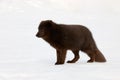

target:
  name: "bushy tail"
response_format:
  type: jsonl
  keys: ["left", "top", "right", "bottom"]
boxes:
{"left": 95, "top": 50, "right": 106, "bottom": 62}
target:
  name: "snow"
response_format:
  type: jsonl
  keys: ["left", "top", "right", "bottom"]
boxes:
{"left": 0, "top": 0, "right": 120, "bottom": 80}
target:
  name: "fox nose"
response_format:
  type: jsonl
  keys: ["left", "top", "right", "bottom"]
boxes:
{"left": 36, "top": 33, "right": 39, "bottom": 37}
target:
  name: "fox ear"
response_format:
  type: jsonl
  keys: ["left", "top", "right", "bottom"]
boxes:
{"left": 45, "top": 20, "right": 56, "bottom": 28}
{"left": 46, "top": 20, "right": 53, "bottom": 27}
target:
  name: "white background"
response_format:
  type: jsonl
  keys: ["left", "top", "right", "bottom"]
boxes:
{"left": 0, "top": 0, "right": 120, "bottom": 80}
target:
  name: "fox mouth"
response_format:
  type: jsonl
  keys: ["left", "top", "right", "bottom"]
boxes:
{"left": 36, "top": 31, "right": 46, "bottom": 38}
{"left": 36, "top": 34, "right": 44, "bottom": 38}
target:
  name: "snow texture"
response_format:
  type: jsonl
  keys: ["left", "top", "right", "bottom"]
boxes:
{"left": 0, "top": 0, "right": 120, "bottom": 80}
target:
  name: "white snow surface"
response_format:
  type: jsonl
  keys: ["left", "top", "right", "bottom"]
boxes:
{"left": 0, "top": 0, "right": 120, "bottom": 80}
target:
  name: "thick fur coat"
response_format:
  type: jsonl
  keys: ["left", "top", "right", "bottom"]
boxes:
{"left": 36, "top": 20, "right": 106, "bottom": 65}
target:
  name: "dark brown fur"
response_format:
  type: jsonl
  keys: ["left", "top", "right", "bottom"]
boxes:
{"left": 36, "top": 20, "right": 106, "bottom": 65}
